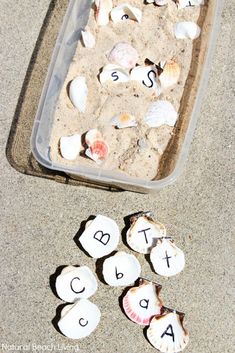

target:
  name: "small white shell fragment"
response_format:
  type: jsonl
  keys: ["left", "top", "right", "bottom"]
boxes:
{"left": 99, "top": 64, "right": 130, "bottom": 84}
{"left": 58, "top": 299, "right": 101, "bottom": 339}
{"left": 55, "top": 266, "right": 98, "bottom": 302}
{"left": 159, "top": 60, "right": 181, "bottom": 89}
{"left": 85, "top": 129, "right": 103, "bottom": 146}
{"left": 95, "top": 0, "right": 113, "bottom": 26}
{"left": 102, "top": 251, "right": 141, "bottom": 286}
{"left": 69, "top": 76, "right": 88, "bottom": 113}
{"left": 79, "top": 215, "right": 120, "bottom": 258}
{"left": 111, "top": 3, "right": 142, "bottom": 23}
{"left": 145, "top": 0, "right": 168, "bottom": 5}
{"left": 130, "top": 65, "right": 161, "bottom": 96}
{"left": 59, "top": 134, "right": 82, "bottom": 160}
{"left": 111, "top": 113, "right": 137, "bottom": 129}
{"left": 150, "top": 238, "right": 185, "bottom": 277}
{"left": 126, "top": 212, "right": 166, "bottom": 254}
{"left": 175, "top": 0, "right": 204, "bottom": 9}
{"left": 81, "top": 29, "right": 96, "bottom": 48}
{"left": 174, "top": 21, "right": 201, "bottom": 40}
{"left": 123, "top": 278, "right": 163, "bottom": 325}
{"left": 144, "top": 100, "right": 178, "bottom": 128}
{"left": 107, "top": 42, "right": 139, "bottom": 70}
{"left": 147, "top": 311, "right": 189, "bottom": 352}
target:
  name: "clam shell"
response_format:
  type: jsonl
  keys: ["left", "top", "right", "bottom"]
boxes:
{"left": 150, "top": 238, "right": 185, "bottom": 277}
{"left": 174, "top": 21, "right": 201, "bottom": 39}
{"left": 111, "top": 113, "right": 137, "bottom": 129}
{"left": 175, "top": 0, "right": 204, "bottom": 9}
{"left": 85, "top": 139, "right": 109, "bottom": 164}
{"left": 126, "top": 213, "right": 166, "bottom": 254}
{"left": 147, "top": 311, "right": 189, "bottom": 352}
{"left": 95, "top": 0, "right": 113, "bottom": 26}
{"left": 159, "top": 60, "right": 181, "bottom": 89}
{"left": 59, "top": 134, "right": 82, "bottom": 160}
{"left": 130, "top": 65, "right": 161, "bottom": 96}
{"left": 55, "top": 266, "right": 98, "bottom": 302}
{"left": 69, "top": 76, "right": 88, "bottom": 113}
{"left": 144, "top": 100, "right": 178, "bottom": 128}
{"left": 123, "top": 278, "right": 163, "bottom": 325}
{"left": 107, "top": 42, "right": 139, "bottom": 70}
{"left": 58, "top": 299, "right": 101, "bottom": 339}
{"left": 79, "top": 215, "right": 120, "bottom": 258}
{"left": 99, "top": 64, "right": 130, "bottom": 84}
{"left": 102, "top": 251, "right": 141, "bottom": 286}
{"left": 85, "top": 129, "right": 103, "bottom": 146}
{"left": 81, "top": 29, "right": 96, "bottom": 48}
{"left": 111, "top": 3, "right": 142, "bottom": 23}
{"left": 145, "top": 0, "right": 168, "bottom": 4}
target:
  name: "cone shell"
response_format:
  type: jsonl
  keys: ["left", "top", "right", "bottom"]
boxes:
{"left": 174, "top": 21, "right": 201, "bottom": 40}
{"left": 123, "top": 278, "right": 163, "bottom": 325}
{"left": 102, "top": 251, "right": 141, "bottom": 286}
{"left": 55, "top": 266, "right": 98, "bottom": 302}
{"left": 81, "top": 29, "right": 96, "bottom": 48}
{"left": 159, "top": 60, "right": 181, "bottom": 89}
{"left": 95, "top": 0, "right": 113, "bottom": 26}
{"left": 150, "top": 238, "right": 185, "bottom": 277}
{"left": 111, "top": 113, "right": 137, "bottom": 129}
{"left": 147, "top": 311, "right": 189, "bottom": 352}
{"left": 175, "top": 0, "right": 204, "bottom": 9}
{"left": 69, "top": 76, "right": 88, "bottom": 113}
{"left": 99, "top": 64, "right": 130, "bottom": 84}
{"left": 107, "top": 42, "right": 139, "bottom": 70}
{"left": 59, "top": 134, "right": 82, "bottom": 160}
{"left": 111, "top": 3, "right": 142, "bottom": 23}
{"left": 126, "top": 212, "right": 166, "bottom": 254}
{"left": 58, "top": 299, "right": 101, "bottom": 339}
{"left": 144, "top": 100, "right": 178, "bottom": 128}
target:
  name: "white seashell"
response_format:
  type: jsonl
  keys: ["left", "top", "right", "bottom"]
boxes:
{"left": 111, "top": 3, "right": 142, "bottom": 23}
{"left": 79, "top": 215, "right": 120, "bottom": 258}
{"left": 147, "top": 311, "right": 189, "bottom": 352}
{"left": 130, "top": 65, "right": 161, "bottom": 96}
{"left": 123, "top": 278, "right": 163, "bottom": 325}
{"left": 55, "top": 266, "right": 98, "bottom": 302}
{"left": 144, "top": 100, "right": 178, "bottom": 128}
{"left": 102, "top": 251, "right": 141, "bottom": 286}
{"left": 159, "top": 60, "right": 181, "bottom": 89}
{"left": 126, "top": 212, "right": 166, "bottom": 254}
{"left": 99, "top": 64, "right": 130, "bottom": 84}
{"left": 69, "top": 76, "right": 88, "bottom": 113}
{"left": 111, "top": 113, "right": 137, "bottom": 129}
{"left": 81, "top": 29, "right": 96, "bottom": 48}
{"left": 175, "top": 0, "right": 204, "bottom": 9}
{"left": 150, "top": 238, "right": 185, "bottom": 277}
{"left": 85, "top": 129, "right": 103, "bottom": 146}
{"left": 107, "top": 42, "right": 139, "bottom": 70}
{"left": 58, "top": 299, "right": 101, "bottom": 339}
{"left": 59, "top": 134, "right": 82, "bottom": 160}
{"left": 95, "top": 0, "right": 113, "bottom": 26}
{"left": 174, "top": 21, "right": 201, "bottom": 39}
{"left": 145, "top": 0, "right": 168, "bottom": 5}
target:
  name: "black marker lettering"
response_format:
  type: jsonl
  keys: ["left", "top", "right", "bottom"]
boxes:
{"left": 139, "top": 299, "right": 149, "bottom": 309}
{"left": 79, "top": 318, "right": 88, "bottom": 327}
{"left": 142, "top": 70, "right": 156, "bottom": 88}
{"left": 161, "top": 324, "right": 175, "bottom": 342}
{"left": 115, "top": 266, "right": 124, "bottom": 280}
{"left": 93, "top": 230, "right": 110, "bottom": 245}
{"left": 121, "top": 14, "right": 129, "bottom": 20}
{"left": 162, "top": 251, "right": 172, "bottom": 268}
{"left": 111, "top": 71, "right": 119, "bottom": 81}
{"left": 70, "top": 277, "right": 85, "bottom": 294}
{"left": 138, "top": 228, "right": 151, "bottom": 244}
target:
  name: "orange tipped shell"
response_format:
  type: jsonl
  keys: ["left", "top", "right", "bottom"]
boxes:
{"left": 159, "top": 60, "right": 180, "bottom": 89}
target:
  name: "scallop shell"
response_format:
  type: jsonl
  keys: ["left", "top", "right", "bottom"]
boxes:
{"left": 79, "top": 215, "right": 120, "bottom": 258}
{"left": 144, "top": 100, "right": 178, "bottom": 128}
{"left": 102, "top": 251, "right": 141, "bottom": 286}
{"left": 150, "top": 238, "right": 185, "bottom": 277}
{"left": 130, "top": 65, "right": 161, "bottom": 96}
{"left": 111, "top": 113, "right": 137, "bottom": 129}
{"left": 69, "top": 76, "right": 88, "bottom": 113}
{"left": 147, "top": 311, "right": 189, "bottom": 352}
{"left": 55, "top": 266, "right": 98, "bottom": 302}
{"left": 123, "top": 278, "right": 163, "bottom": 325}
{"left": 85, "top": 129, "right": 103, "bottom": 146}
{"left": 174, "top": 21, "right": 201, "bottom": 39}
{"left": 111, "top": 3, "right": 142, "bottom": 23}
{"left": 58, "top": 299, "right": 101, "bottom": 339}
{"left": 81, "top": 29, "right": 96, "bottom": 48}
{"left": 59, "top": 134, "right": 82, "bottom": 160}
{"left": 99, "top": 64, "right": 130, "bottom": 84}
{"left": 159, "top": 60, "right": 181, "bottom": 89}
{"left": 107, "top": 42, "right": 139, "bottom": 70}
{"left": 95, "top": 0, "right": 113, "bottom": 26}
{"left": 85, "top": 139, "right": 109, "bottom": 164}
{"left": 126, "top": 212, "right": 166, "bottom": 254}
{"left": 175, "top": 0, "right": 204, "bottom": 9}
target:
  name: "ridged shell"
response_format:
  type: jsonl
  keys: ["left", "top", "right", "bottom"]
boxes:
{"left": 144, "top": 100, "right": 178, "bottom": 128}
{"left": 107, "top": 42, "right": 139, "bottom": 69}
{"left": 95, "top": 0, "right": 113, "bottom": 26}
{"left": 159, "top": 60, "right": 181, "bottom": 89}
{"left": 58, "top": 299, "right": 101, "bottom": 339}
{"left": 174, "top": 21, "right": 201, "bottom": 39}
{"left": 175, "top": 0, "right": 204, "bottom": 9}
{"left": 79, "top": 215, "right": 120, "bottom": 258}
{"left": 111, "top": 113, "right": 137, "bottom": 129}
{"left": 123, "top": 278, "right": 163, "bottom": 325}
{"left": 59, "top": 134, "right": 82, "bottom": 160}
{"left": 150, "top": 238, "right": 185, "bottom": 277}
{"left": 111, "top": 3, "right": 142, "bottom": 23}
{"left": 85, "top": 139, "right": 109, "bottom": 164}
{"left": 69, "top": 76, "right": 88, "bottom": 113}
{"left": 147, "top": 311, "right": 189, "bottom": 352}
{"left": 99, "top": 64, "right": 130, "bottom": 84}
{"left": 55, "top": 266, "right": 98, "bottom": 302}
{"left": 81, "top": 29, "right": 96, "bottom": 48}
{"left": 130, "top": 65, "right": 161, "bottom": 96}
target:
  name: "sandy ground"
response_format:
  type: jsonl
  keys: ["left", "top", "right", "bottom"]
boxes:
{"left": 0, "top": 1, "right": 234, "bottom": 353}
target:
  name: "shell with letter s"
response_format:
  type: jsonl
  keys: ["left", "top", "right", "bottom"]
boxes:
{"left": 130, "top": 64, "right": 161, "bottom": 96}
{"left": 99, "top": 64, "right": 130, "bottom": 84}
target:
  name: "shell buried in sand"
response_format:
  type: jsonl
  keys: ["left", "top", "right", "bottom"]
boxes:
{"left": 111, "top": 3, "right": 142, "bottom": 23}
